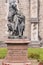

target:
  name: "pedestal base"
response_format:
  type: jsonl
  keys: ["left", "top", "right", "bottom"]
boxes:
{"left": 2, "top": 61, "right": 31, "bottom": 65}
{"left": 2, "top": 39, "right": 30, "bottom": 65}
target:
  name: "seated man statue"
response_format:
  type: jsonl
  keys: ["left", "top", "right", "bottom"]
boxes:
{"left": 7, "top": 0, "right": 25, "bottom": 38}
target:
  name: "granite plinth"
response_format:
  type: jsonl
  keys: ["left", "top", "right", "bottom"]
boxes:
{"left": 2, "top": 39, "right": 30, "bottom": 65}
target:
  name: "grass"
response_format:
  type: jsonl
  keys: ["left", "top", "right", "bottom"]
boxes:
{"left": 0, "top": 48, "right": 7, "bottom": 59}
{"left": 28, "top": 48, "right": 43, "bottom": 61}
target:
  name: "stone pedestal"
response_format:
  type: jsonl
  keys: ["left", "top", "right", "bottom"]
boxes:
{"left": 2, "top": 39, "right": 31, "bottom": 65}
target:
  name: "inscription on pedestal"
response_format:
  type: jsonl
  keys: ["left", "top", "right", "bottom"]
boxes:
{"left": 8, "top": 49, "right": 26, "bottom": 56}
{"left": 6, "top": 44, "right": 28, "bottom": 62}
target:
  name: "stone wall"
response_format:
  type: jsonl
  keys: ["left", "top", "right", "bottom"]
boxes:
{"left": 0, "top": 0, "right": 8, "bottom": 41}
{"left": 39, "top": 0, "right": 43, "bottom": 40}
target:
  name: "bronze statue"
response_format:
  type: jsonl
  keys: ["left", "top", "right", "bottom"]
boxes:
{"left": 7, "top": 0, "right": 25, "bottom": 38}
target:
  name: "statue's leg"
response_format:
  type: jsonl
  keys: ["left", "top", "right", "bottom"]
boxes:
{"left": 18, "top": 24, "right": 22, "bottom": 37}
{"left": 18, "top": 23, "right": 23, "bottom": 37}
{"left": 20, "top": 22, "right": 25, "bottom": 36}
{"left": 20, "top": 25, "right": 23, "bottom": 36}
{"left": 11, "top": 22, "right": 15, "bottom": 35}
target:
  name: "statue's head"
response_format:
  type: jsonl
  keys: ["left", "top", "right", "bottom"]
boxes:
{"left": 9, "top": 0, "right": 16, "bottom": 4}
{"left": 9, "top": 0, "right": 17, "bottom": 9}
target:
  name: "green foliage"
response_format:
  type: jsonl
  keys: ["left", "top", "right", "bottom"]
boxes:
{"left": 28, "top": 48, "right": 43, "bottom": 62}
{"left": 0, "top": 48, "right": 7, "bottom": 59}
{"left": 28, "top": 53, "right": 40, "bottom": 60}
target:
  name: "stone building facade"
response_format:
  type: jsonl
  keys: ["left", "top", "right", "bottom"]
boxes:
{"left": 0, "top": 0, "right": 43, "bottom": 47}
